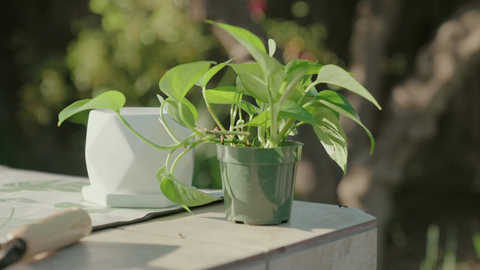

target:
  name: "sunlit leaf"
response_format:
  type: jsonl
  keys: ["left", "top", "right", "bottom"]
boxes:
{"left": 312, "top": 107, "right": 348, "bottom": 174}
{"left": 207, "top": 21, "right": 282, "bottom": 77}
{"left": 315, "top": 90, "right": 375, "bottom": 154}
{"left": 316, "top": 65, "right": 382, "bottom": 110}
{"left": 159, "top": 61, "right": 212, "bottom": 103}
{"left": 58, "top": 90, "right": 126, "bottom": 126}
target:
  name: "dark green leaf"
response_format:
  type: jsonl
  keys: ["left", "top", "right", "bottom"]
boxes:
{"left": 58, "top": 90, "right": 126, "bottom": 126}
{"left": 316, "top": 65, "right": 382, "bottom": 110}
{"left": 159, "top": 61, "right": 212, "bottom": 103}
{"left": 312, "top": 107, "right": 348, "bottom": 173}
{"left": 315, "top": 90, "right": 375, "bottom": 154}
{"left": 279, "top": 100, "right": 317, "bottom": 125}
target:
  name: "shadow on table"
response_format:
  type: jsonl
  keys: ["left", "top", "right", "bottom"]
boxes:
{"left": 21, "top": 242, "right": 179, "bottom": 270}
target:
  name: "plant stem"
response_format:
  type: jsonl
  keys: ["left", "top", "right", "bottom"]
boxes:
{"left": 159, "top": 101, "right": 181, "bottom": 143}
{"left": 297, "top": 81, "right": 320, "bottom": 105}
{"left": 230, "top": 93, "right": 239, "bottom": 132}
{"left": 169, "top": 135, "right": 215, "bottom": 173}
{"left": 196, "top": 128, "right": 249, "bottom": 136}
{"left": 201, "top": 88, "right": 231, "bottom": 140}
{"left": 116, "top": 111, "right": 191, "bottom": 151}
{"left": 265, "top": 75, "right": 276, "bottom": 147}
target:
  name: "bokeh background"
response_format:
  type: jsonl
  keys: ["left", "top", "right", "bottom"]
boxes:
{"left": 1, "top": 0, "right": 480, "bottom": 268}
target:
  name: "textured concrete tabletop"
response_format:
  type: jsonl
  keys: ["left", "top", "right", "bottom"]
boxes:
{"left": 14, "top": 200, "right": 377, "bottom": 270}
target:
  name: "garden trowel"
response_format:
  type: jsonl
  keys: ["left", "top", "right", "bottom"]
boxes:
{"left": 0, "top": 207, "right": 91, "bottom": 269}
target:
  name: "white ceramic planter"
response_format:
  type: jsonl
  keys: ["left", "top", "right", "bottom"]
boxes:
{"left": 82, "top": 107, "right": 194, "bottom": 208}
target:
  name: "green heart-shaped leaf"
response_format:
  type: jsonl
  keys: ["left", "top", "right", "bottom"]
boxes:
{"left": 58, "top": 90, "right": 126, "bottom": 126}
{"left": 159, "top": 61, "right": 212, "bottom": 103}
{"left": 156, "top": 167, "right": 221, "bottom": 211}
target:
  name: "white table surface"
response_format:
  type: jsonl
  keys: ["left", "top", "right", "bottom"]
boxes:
{"left": 1, "top": 167, "right": 377, "bottom": 270}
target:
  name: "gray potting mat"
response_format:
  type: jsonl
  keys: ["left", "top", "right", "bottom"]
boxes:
{"left": 0, "top": 165, "right": 222, "bottom": 243}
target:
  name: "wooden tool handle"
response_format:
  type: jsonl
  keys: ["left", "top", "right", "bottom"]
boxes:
{"left": 6, "top": 207, "right": 92, "bottom": 257}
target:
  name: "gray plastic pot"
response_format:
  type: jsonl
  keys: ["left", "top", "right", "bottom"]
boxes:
{"left": 216, "top": 141, "right": 303, "bottom": 225}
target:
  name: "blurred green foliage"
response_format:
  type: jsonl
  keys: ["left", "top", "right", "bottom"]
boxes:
{"left": 14, "top": 0, "right": 334, "bottom": 188}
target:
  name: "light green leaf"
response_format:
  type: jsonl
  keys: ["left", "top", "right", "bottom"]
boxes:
{"left": 313, "top": 107, "right": 348, "bottom": 174}
{"left": 159, "top": 61, "right": 212, "bottom": 103}
{"left": 244, "top": 110, "right": 270, "bottom": 127}
{"left": 268, "top": 39, "right": 276, "bottom": 57}
{"left": 156, "top": 167, "right": 221, "bottom": 208}
{"left": 316, "top": 65, "right": 382, "bottom": 110}
{"left": 315, "top": 90, "right": 375, "bottom": 154}
{"left": 230, "top": 63, "right": 271, "bottom": 102}
{"left": 197, "top": 59, "right": 234, "bottom": 88}
{"left": 58, "top": 90, "right": 126, "bottom": 126}
{"left": 240, "top": 101, "right": 260, "bottom": 115}
{"left": 207, "top": 21, "right": 282, "bottom": 77}
{"left": 279, "top": 100, "right": 317, "bottom": 125}
{"left": 163, "top": 98, "right": 197, "bottom": 127}
{"left": 205, "top": 87, "right": 237, "bottom": 104}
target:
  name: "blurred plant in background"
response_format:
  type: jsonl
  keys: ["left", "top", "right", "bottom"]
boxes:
{"left": 10, "top": 0, "right": 334, "bottom": 188}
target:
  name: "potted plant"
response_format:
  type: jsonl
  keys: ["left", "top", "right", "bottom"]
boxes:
{"left": 58, "top": 21, "right": 381, "bottom": 225}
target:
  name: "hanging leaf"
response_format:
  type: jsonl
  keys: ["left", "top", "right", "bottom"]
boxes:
{"left": 315, "top": 65, "right": 382, "bottom": 110}
{"left": 312, "top": 107, "right": 348, "bottom": 174}
{"left": 159, "top": 61, "right": 212, "bottom": 103}
{"left": 58, "top": 90, "right": 126, "bottom": 126}
{"left": 156, "top": 167, "right": 221, "bottom": 210}
{"left": 315, "top": 90, "right": 375, "bottom": 154}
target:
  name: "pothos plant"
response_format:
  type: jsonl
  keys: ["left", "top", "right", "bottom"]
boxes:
{"left": 58, "top": 21, "right": 381, "bottom": 213}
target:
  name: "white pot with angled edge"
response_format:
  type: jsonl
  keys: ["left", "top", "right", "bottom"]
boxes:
{"left": 82, "top": 107, "right": 194, "bottom": 208}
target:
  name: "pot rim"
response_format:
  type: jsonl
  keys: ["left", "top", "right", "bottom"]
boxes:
{"left": 216, "top": 140, "right": 304, "bottom": 150}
